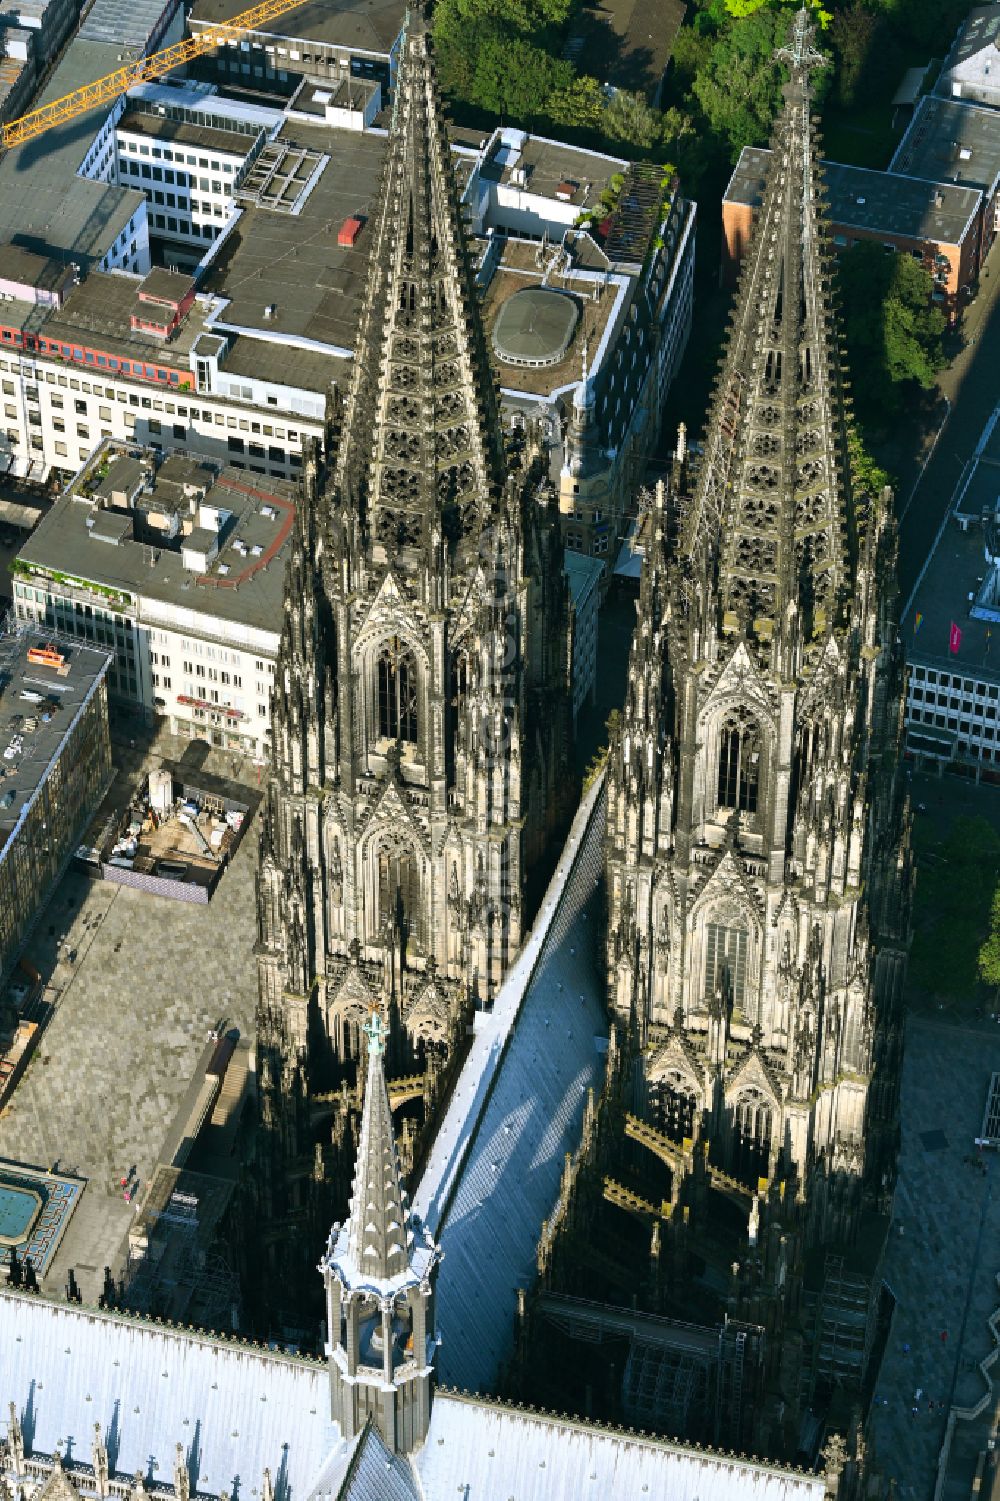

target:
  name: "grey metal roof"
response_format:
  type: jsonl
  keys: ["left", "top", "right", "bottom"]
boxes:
{"left": 891, "top": 95, "right": 1000, "bottom": 194}
{"left": 0, "top": 1290, "right": 338, "bottom": 1500}
{"left": 333, "top": 1425, "right": 419, "bottom": 1501}
{"left": 0, "top": 38, "right": 148, "bottom": 271}
{"left": 413, "top": 776, "right": 609, "bottom": 1394}
{"left": 725, "top": 146, "right": 981, "bottom": 248}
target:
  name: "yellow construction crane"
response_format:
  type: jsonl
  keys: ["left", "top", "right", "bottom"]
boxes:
{"left": 1, "top": 0, "right": 307, "bottom": 152}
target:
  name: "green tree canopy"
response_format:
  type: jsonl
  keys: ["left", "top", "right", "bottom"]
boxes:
{"left": 690, "top": 7, "right": 795, "bottom": 158}
{"left": 837, "top": 242, "right": 946, "bottom": 424}
{"left": 603, "top": 89, "right": 662, "bottom": 150}
{"left": 979, "top": 884, "right": 1000, "bottom": 990}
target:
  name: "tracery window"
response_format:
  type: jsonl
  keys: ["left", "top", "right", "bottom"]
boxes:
{"left": 704, "top": 921, "right": 748, "bottom": 1007}
{"left": 377, "top": 636, "right": 418, "bottom": 743}
{"left": 717, "top": 709, "right": 761, "bottom": 814}
{"left": 650, "top": 1071, "right": 698, "bottom": 1144}
{"left": 733, "top": 1087, "right": 772, "bottom": 1186}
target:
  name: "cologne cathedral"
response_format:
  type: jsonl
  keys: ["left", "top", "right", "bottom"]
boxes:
{"left": 525, "top": 13, "right": 912, "bottom": 1450}
{"left": 250, "top": 7, "right": 573, "bottom": 1300}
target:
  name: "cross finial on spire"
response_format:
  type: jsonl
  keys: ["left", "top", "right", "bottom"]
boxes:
{"left": 363, "top": 1006, "right": 386, "bottom": 1058}
{"left": 775, "top": 6, "right": 825, "bottom": 76}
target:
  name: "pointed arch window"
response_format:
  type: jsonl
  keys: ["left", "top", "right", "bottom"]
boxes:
{"left": 717, "top": 709, "right": 761, "bottom": 815}
{"left": 377, "top": 636, "right": 418, "bottom": 743}
{"left": 704, "top": 921, "right": 748, "bottom": 1007}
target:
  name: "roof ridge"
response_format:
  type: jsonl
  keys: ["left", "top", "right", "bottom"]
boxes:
{"left": 433, "top": 1385, "right": 818, "bottom": 1477}
{"left": 0, "top": 1286, "right": 325, "bottom": 1365}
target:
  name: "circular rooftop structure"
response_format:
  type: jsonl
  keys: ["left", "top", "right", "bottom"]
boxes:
{"left": 492, "top": 287, "right": 580, "bottom": 368}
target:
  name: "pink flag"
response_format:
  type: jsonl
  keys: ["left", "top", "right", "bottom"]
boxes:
{"left": 949, "top": 622, "right": 962, "bottom": 654}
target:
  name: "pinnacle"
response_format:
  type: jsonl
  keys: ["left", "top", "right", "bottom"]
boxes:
{"left": 341, "top": 1010, "right": 414, "bottom": 1286}
{"left": 682, "top": 7, "right": 852, "bottom": 640}
{"left": 330, "top": 13, "right": 505, "bottom": 568}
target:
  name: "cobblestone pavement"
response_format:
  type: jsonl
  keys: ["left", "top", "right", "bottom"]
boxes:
{"left": 0, "top": 732, "right": 260, "bottom": 1303}
{"left": 869, "top": 1015, "right": 1000, "bottom": 1501}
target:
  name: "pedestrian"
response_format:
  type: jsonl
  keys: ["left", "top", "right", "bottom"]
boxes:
{"left": 915, "top": 1388, "right": 923, "bottom": 1402}
{"left": 911, "top": 1405, "right": 919, "bottom": 1418}
{"left": 941, "top": 1329, "right": 948, "bottom": 1344}
{"left": 903, "top": 1341, "right": 911, "bottom": 1355}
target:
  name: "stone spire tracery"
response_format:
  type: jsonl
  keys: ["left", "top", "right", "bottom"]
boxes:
{"left": 333, "top": 0, "right": 505, "bottom": 565}
{"left": 684, "top": 6, "right": 850, "bottom": 640}
{"left": 602, "top": 5, "right": 912, "bottom": 1432}
{"left": 251, "top": 0, "right": 573, "bottom": 1323}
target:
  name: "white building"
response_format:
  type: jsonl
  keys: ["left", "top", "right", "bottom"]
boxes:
{"left": 11, "top": 443, "right": 295, "bottom": 759}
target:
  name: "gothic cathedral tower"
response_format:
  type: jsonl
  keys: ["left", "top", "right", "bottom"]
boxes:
{"left": 252, "top": 2, "right": 573, "bottom": 1287}
{"left": 605, "top": 6, "right": 911, "bottom": 1318}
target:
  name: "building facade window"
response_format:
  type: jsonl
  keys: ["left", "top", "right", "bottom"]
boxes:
{"left": 377, "top": 636, "right": 418, "bottom": 743}
{"left": 717, "top": 709, "right": 760, "bottom": 814}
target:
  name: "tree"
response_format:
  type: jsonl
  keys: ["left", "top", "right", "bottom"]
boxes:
{"left": 550, "top": 75, "right": 605, "bottom": 132}
{"left": 723, "top": 0, "right": 830, "bottom": 19}
{"left": 828, "top": 1, "right": 881, "bottom": 107}
{"left": 603, "top": 89, "right": 662, "bottom": 151}
{"left": 979, "top": 883, "right": 1000, "bottom": 993}
{"left": 837, "top": 242, "right": 946, "bottom": 425}
{"left": 690, "top": 7, "right": 796, "bottom": 158}
{"left": 469, "top": 28, "right": 574, "bottom": 120}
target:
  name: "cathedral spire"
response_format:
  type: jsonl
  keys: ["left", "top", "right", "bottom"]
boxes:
{"left": 684, "top": 6, "right": 851, "bottom": 639}
{"left": 332, "top": 0, "right": 505, "bottom": 565}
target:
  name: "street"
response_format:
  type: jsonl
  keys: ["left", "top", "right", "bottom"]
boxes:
{"left": 897, "top": 238, "right": 1000, "bottom": 603}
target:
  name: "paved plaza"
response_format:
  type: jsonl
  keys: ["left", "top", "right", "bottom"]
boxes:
{"left": 870, "top": 1015, "right": 1000, "bottom": 1501}
{"left": 0, "top": 736, "right": 259, "bottom": 1303}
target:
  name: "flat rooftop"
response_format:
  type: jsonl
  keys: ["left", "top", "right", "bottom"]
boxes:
{"left": 117, "top": 107, "right": 258, "bottom": 158}
{"left": 37, "top": 270, "right": 218, "bottom": 365}
{"left": 482, "top": 132, "right": 626, "bottom": 217}
{"left": 944, "top": 5, "right": 1000, "bottom": 71}
{"left": 725, "top": 146, "right": 981, "bottom": 247}
{"left": 891, "top": 96, "right": 1000, "bottom": 193}
{"left": 480, "top": 239, "right": 618, "bottom": 399}
{"left": 0, "top": 36, "right": 148, "bottom": 270}
{"left": 79, "top": 0, "right": 176, "bottom": 49}
{"left": 202, "top": 120, "right": 386, "bottom": 351}
{"left": 19, "top": 445, "right": 299, "bottom": 638}
{"left": 0, "top": 627, "right": 110, "bottom": 844}
{"left": 189, "top": 0, "right": 404, "bottom": 55}
{"left": 903, "top": 445, "right": 1000, "bottom": 686}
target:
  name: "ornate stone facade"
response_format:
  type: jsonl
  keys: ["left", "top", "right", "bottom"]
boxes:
{"left": 251, "top": 6, "right": 573, "bottom": 1291}
{"left": 603, "top": 8, "right": 911, "bottom": 1361}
